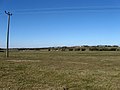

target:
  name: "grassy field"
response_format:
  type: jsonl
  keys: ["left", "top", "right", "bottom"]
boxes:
{"left": 0, "top": 51, "right": 120, "bottom": 90}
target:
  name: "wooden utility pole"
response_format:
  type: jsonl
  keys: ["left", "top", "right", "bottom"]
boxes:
{"left": 5, "top": 11, "right": 12, "bottom": 57}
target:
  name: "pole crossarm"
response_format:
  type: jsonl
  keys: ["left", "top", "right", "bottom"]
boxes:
{"left": 5, "top": 11, "right": 12, "bottom": 16}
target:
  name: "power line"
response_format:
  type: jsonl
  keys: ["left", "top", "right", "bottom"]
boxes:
{"left": 10, "top": 6, "right": 120, "bottom": 14}
{"left": 0, "top": 7, "right": 120, "bottom": 15}
{"left": 14, "top": 6, "right": 120, "bottom": 11}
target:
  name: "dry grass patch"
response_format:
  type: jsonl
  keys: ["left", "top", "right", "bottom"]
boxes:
{"left": 0, "top": 51, "right": 120, "bottom": 90}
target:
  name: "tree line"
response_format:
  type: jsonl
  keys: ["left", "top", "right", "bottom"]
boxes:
{"left": 0, "top": 45, "right": 120, "bottom": 52}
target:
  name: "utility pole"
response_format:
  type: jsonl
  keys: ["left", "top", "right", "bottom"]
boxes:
{"left": 5, "top": 11, "right": 12, "bottom": 57}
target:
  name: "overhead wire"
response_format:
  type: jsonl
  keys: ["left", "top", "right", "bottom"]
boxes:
{"left": 2, "top": 6, "right": 120, "bottom": 14}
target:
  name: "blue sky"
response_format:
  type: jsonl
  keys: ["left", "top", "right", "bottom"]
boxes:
{"left": 0, "top": 0, "right": 120, "bottom": 48}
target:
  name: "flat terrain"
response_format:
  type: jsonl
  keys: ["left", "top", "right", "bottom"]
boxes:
{"left": 0, "top": 51, "right": 120, "bottom": 90}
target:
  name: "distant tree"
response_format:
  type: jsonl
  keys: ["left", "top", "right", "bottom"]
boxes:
{"left": 69, "top": 48, "right": 73, "bottom": 51}
{"left": 75, "top": 48, "right": 80, "bottom": 51}
{"left": 48, "top": 48, "right": 51, "bottom": 51}
{"left": 81, "top": 48, "right": 86, "bottom": 51}
{"left": 83, "top": 45, "right": 89, "bottom": 47}
{"left": 113, "top": 45, "right": 119, "bottom": 47}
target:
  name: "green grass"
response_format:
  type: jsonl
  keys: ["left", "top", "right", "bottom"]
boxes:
{"left": 0, "top": 51, "right": 120, "bottom": 90}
